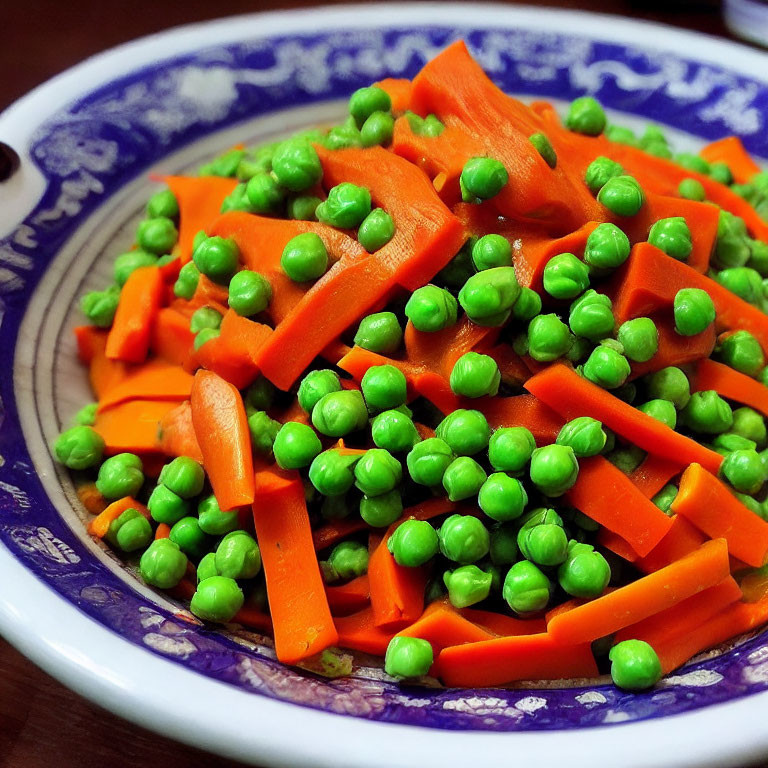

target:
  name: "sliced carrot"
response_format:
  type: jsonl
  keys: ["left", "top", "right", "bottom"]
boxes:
{"left": 671, "top": 462, "right": 768, "bottom": 568}
{"left": 232, "top": 606, "right": 273, "bottom": 634}
{"left": 154, "top": 523, "right": 171, "bottom": 540}
{"left": 525, "top": 362, "right": 724, "bottom": 475}
{"left": 691, "top": 358, "right": 768, "bottom": 418}
{"left": 699, "top": 136, "right": 761, "bottom": 184}
{"left": 180, "top": 275, "right": 230, "bottom": 317}
{"left": 564, "top": 456, "right": 673, "bottom": 557}
{"left": 334, "top": 607, "right": 398, "bottom": 656}
{"left": 166, "top": 577, "right": 197, "bottom": 602}
{"left": 150, "top": 307, "right": 196, "bottom": 367}
{"left": 373, "top": 77, "right": 412, "bottom": 113}
{"left": 106, "top": 266, "right": 163, "bottom": 363}
{"left": 396, "top": 599, "right": 495, "bottom": 653}
{"left": 628, "top": 454, "right": 680, "bottom": 499}
{"left": 436, "top": 632, "right": 598, "bottom": 687}
{"left": 164, "top": 175, "right": 238, "bottom": 264}
{"left": 77, "top": 483, "right": 108, "bottom": 516}
{"left": 84, "top": 330, "right": 129, "bottom": 399}
{"left": 458, "top": 607, "right": 546, "bottom": 637}
{"left": 597, "top": 528, "right": 639, "bottom": 563}
{"left": 74, "top": 325, "right": 106, "bottom": 365}
{"left": 251, "top": 467, "right": 337, "bottom": 663}
{"left": 325, "top": 575, "right": 371, "bottom": 616}
{"left": 157, "top": 400, "right": 204, "bottom": 463}
{"left": 486, "top": 343, "right": 532, "bottom": 387}
{"left": 87, "top": 496, "right": 149, "bottom": 538}
{"left": 476, "top": 393, "right": 564, "bottom": 445}
{"left": 96, "top": 359, "right": 193, "bottom": 413}
{"left": 190, "top": 370, "right": 253, "bottom": 510}
{"left": 547, "top": 538, "right": 730, "bottom": 644}
{"left": 634, "top": 514, "right": 707, "bottom": 574}
{"left": 93, "top": 399, "right": 176, "bottom": 455}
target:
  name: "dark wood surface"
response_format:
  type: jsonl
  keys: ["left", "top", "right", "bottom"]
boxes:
{"left": 0, "top": 2, "right": 763, "bottom": 767}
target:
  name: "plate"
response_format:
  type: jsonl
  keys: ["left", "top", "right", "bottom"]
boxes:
{"left": 1, "top": 5, "right": 768, "bottom": 767}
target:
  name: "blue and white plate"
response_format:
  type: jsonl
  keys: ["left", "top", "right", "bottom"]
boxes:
{"left": 1, "top": 6, "right": 768, "bottom": 767}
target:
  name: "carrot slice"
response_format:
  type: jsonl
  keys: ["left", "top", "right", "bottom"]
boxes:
{"left": 325, "top": 575, "right": 371, "bottom": 616}
{"left": 373, "top": 77, "right": 412, "bottom": 113}
{"left": 334, "top": 607, "right": 398, "bottom": 655}
{"left": 190, "top": 370, "right": 254, "bottom": 510}
{"left": 232, "top": 606, "right": 273, "bottom": 634}
{"left": 96, "top": 359, "right": 193, "bottom": 413}
{"left": 691, "top": 358, "right": 768, "bottom": 418}
{"left": 436, "top": 632, "right": 598, "bottom": 687}
{"left": 525, "top": 363, "right": 724, "bottom": 475}
{"left": 547, "top": 538, "right": 730, "bottom": 644}
{"left": 457, "top": 607, "right": 546, "bottom": 637}
{"left": 699, "top": 136, "right": 761, "bottom": 185}
{"left": 671, "top": 463, "right": 768, "bottom": 568}
{"left": 106, "top": 266, "right": 163, "bottom": 363}
{"left": 150, "top": 307, "right": 196, "bottom": 366}
{"left": 396, "top": 599, "right": 495, "bottom": 653}
{"left": 628, "top": 454, "right": 680, "bottom": 499}
{"left": 87, "top": 496, "right": 149, "bottom": 538}
{"left": 164, "top": 175, "right": 238, "bottom": 264}
{"left": 77, "top": 483, "right": 108, "bottom": 516}
{"left": 597, "top": 528, "right": 639, "bottom": 563}
{"left": 476, "top": 394, "right": 564, "bottom": 445}
{"left": 251, "top": 466, "right": 337, "bottom": 663}
{"left": 93, "top": 399, "right": 176, "bottom": 455}
{"left": 564, "top": 456, "right": 673, "bottom": 557}
{"left": 83, "top": 328, "right": 129, "bottom": 399}
{"left": 634, "top": 515, "right": 707, "bottom": 574}
{"left": 74, "top": 325, "right": 106, "bottom": 365}
{"left": 157, "top": 400, "right": 204, "bottom": 463}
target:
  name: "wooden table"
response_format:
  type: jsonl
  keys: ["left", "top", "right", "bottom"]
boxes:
{"left": 0, "top": 1, "right": 762, "bottom": 766}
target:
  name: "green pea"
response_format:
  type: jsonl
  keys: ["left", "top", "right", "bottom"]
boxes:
{"left": 80, "top": 288, "right": 119, "bottom": 328}
{"left": 761, "top": 366, "right": 768, "bottom": 386}
{"left": 197, "top": 552, "right": 219, "bottom": 583}
{"left": 388, "top": 520, "right": 439, "bottom": 567}
{"left": 297, "top": 370, "right": 341, "bottom": 414}
{"left": 558, "top": 547, "right": 611, "bottom": 598}
{"left": 197, "top": 494, "right": 240, "bottom": 536}
{"left": 384, "top": 636, "right": 433, "bottom": 679}
{"left": 606, "top": 445, "right": 646, "bottom": 474}
{"left": 96, "top": 453, "right": 143, "bottom": 499}
{"left": 518, "top": 523, "right": 569, "bottom": 567}
{"left": 309, "top": 449, "right": 360, "bottom": 495}
{"left": 286, "top": 194, "right": 322, "bottom": 221}
{"left": 512, "top": 287, "right": 543, "bottom": 322}
{"left": 406, "top": 438, "right": 454, "bottom": 486}
{"left": 200, "top": 148, "right": 245, "bottom": 178}
{"left": 174, "top": 261, "right": 200, "bottom": 299}
{"left": 354, "top": 449, "right": 402, "bottom": 496}
{"left": 644, "top": 140, "right": 673, "bottom": 159}
{"left": 169, "top": 516, "right": 210, "bottom": 560}
{"left": 716, "top": 267, "right": 765, "bottom": 307}
{"left": 488, "top": 427, "right": 536, "bottom": 473}
{"left": 189, "top": 306, "right": 223, "bottom": 334}
{"left": 405, "top": 284, "right": 457, "bottom": 332}
{"left": 556, "top": 417, "right": 607, "bottom": 457}
{"left": 147, "top": 188, "right": 179, "bottom": 219}
{"left": 316, "top": 183, "right": 371, "bottom": 229}
{"left": 674, "top": 287, "right": 716, "bottom": 337}
{"left": 320, "top": 494, "right": 351, "bottom": 521}
{"left": 529, "top": 444, "right": 579, "bottom": 496}
{"left": 236, "top": 153, "right": 270, "bottom": 182}
{"left": 357, "top": 208, "right": 395, "bottom": 252}
{"left": 443, "top": 565, "right": 493, "bottom": 608}
{"left": 648, "top": 216, "right": 693, "bottom": 262}
{"left": 748, "top": 240, "right": 768, "bottom": 277}
{"left": 460, "top": 157, "right": 508, "bottom": 201}
{"left": 227, "top": 270, "right": 272, "bottom": 317}
{"left": 136, "top": 217, "right": 178, "bottom": 255}
{"left": 436, "top": 241, "right": 474, "bottom": 289}
{"left": 215, "top": 531, "right": 261, "bottom": 580}
{"left": 477, "top": 473, "right": 527, "bottom": 522}
{"left": 716, "top": 330, "right": 765, "bottom": 377}
{"left": 472, "top": 234, "right": 512, "bottom": 271}
{"left": 598, "top": 175, "right": 645, "bottom": 217}
{"left": 568, "top": 290, "right": 615, "bottom": 342}
{"left": 436, "top": 409, "right": 491, "bottom": 456}
{"left": 651, "top": 484, "right": 678, "bottom": 514}
{"left": 605, "top": 124, "right": 637, "bottom": 145}
{"left": 542, "top": 252, "right": 591, "bottom": 299}
{"left": 731, "top": 407, "right": 767, "bottom": 449}
{"left": 371, "top": 409, "right": 420, "bottom": 453}
{"left": 442, "top": 456, "right": 487, "bottom": 502}
{"left": 349, "top": 86, "right": 391, "bottom": 127}
{"left": 360, "top": 110, "right": 394, "bottom": 147}
{"left": 529, "top": 132, "right": 557, "bottom": 168}
{"left": 280, "top": 232, "right": 328, "bottom": 282}
{"left": 54, "top": 426, "right": 105, "bottom": 470}
{"left": 567, "top": 336, "right": 594, "bottom": 363}
{"left": 361, "top": 365, "right": 407, "bottom": 412}
{"left": 681, "top": 390, "right": 733, "bottom": 434}
{"left": 714, "top": 211, "right": 751, "bottom": 269}
{"left": 192, "top": 236, "right": 239, "bottom": 285}
{"left": 519, "top": 506, "right": 564, "bottom": 530}
{"left": 646, "top": 366, "right": 690, "bottom": 409}
{"left": 193, "top": 327, "right": 219, "bottom": 351}
{"left": 359, "top": 489, "right": 402, "bottom": 527}
{"left": 439, "top": 514, "right": 490, "bottom": 564}
{"left": 640, "top": 124, "right": 668, "bottom": 147}
{"left": 449, "top": 352, "right": 500, "bottom": 398}
{"left": 137, "top": 539, "right": 188, "bottom": 589}
{"left": 247, "top": 410, "right": 280, "bottom": 455}
{"left": 220, "top": 183, "right": 255, "bottom": 213}
{"left": 582, "top": 345, "right": 631, "bottom": 389}
{"left": 615, "top": 382, "right": 637, "bottom": 404}
{"left": 327, "top": 540, "right": 369, "bottom": 580}
{"left": 322, "top": 123, "right": 363, "bottom": 150}
{"left": 503, "top": 560, "right": 551, "bottom": 614}
{"left": 270, "top": 140, "right": 322, "bottom": 192}
{"left": 421, "top": 114, "right": 445, "bottom": 137}
{"left": 638, "top": 399, "right": 677, "bottom": 429}
{"left": 675, "top": 153, "right": 710, "bottom": 175}
{"left": 721, "top": 449, "right": 766, "bottom": 494}
{"left": 617, "top": 317, "right": 659, "bottom": 363}
{"left": 114, "top": 250, "right": 158, "bottom": 287}
{"left": 584, "top": 156, "right": 623, "bottom": 194}
{"left": 584, "top": 223, "right": 631, "bottom": 271}
{"left": 678, "top": 178, "right": 706, "bottom": 201}
{"left": 565, "top": 96, "right": 606, "bottom": 135}
{"left": 489, "top": 524, "right": 519, "bottom": 566}
{"left": 148, "top": 484, "right": 190, "bottom": 525}
{"left": 244, "top": 173, "right": 286, "bottom": 214}
{"left": 191, "top": 576, "right": 244, "bottom": 622}
{"left": 609, "top": 639, "right": 662, "bottom": 691}
{"left": 272, "top": 422, "right": 322, "bottom": 470}
{"left": 528, "top": 313, "right": 573, "bottom": 362}
{"left": 353, "top": 311, "right": 402, "bottom": 354}
{"left": 73, "top": 403, "right": 98, "bottom": 427}
{"left": 458, "top": 267, "right": 521, "bottom": 326}
{"left": 713, "top": 432, "right": 757, "bottom": 455}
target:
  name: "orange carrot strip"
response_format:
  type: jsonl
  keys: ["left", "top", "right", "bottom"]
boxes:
{"left": 96, "top": 359, "right": 193, "bottom": 413}
{"left": 525, "top": 362, "right": 724, "bottom": 475}
{"left": 252, "top": 467, "right": 337, "bottom": 663}
{"left": 373, "top": 77, "right": 412, "bottom": 113}
{"left": 85, "top": 330, "right": 129, "bottom": 399}
{"left": 699, "top": 136, "right": 761, "bottom": 184}
{"left": 77, "top": 483, "right": 108, "bottom": 516}
{"left": 597, "top": 528, "right": 639, "bottom": 563}
{"left": 325, "top": 575, "right": 371, "bottom": 617}
{"left": 74, "top": 325, "right": 106, "bottom": 365}
{"left": 190, "top": 370, "right": 254, "bottom": 510}
{"left": 635, "top": 515, "right": 707, "bottom": 574}
{"left": 232, "top": 606, "right": 273, "bottom": 634}
{"left": 150, "top": 307, "right": 196, "bottom": 367}
{"left": 158, "top": 401, "right": 204, "bottom": 463}
{"left": 564, "top": 456, "right": 673, "bottom": 557}
{"left": 628, "top": 454, "right": 680, "bottom": 499}
{"left": 436, "top": 632, "right": 598, "bottom": 687}
{"left": 93, "top": 399, "right": 176, "bottom": 455}
{"left": 477, "top": 394, "right": 564, "bottom": 445}
{"left": 87, "top": 496, "right": 149, "bottom": 538}
{"left": 671, "top": 462, "right": 768, "bottom": 568}
{"left": 396, "top": 599, "right": 495, "bottom": 653}
{"left": 547, "top": 538, "right": 730, "bottom": 644}
{"left": 154, "top": 523, "right": 171, "bottom": 540}
{"left": 691, "top": 358, "right": 768, "bottom": 418}
{"left": 106, "top": 266, "right": 163, "bottom": 363}
{"left": 457, "top": 608, "right": 546, "bottom": 637}
{"left": 334, "top": 607, "right": 398, "bottom": 655}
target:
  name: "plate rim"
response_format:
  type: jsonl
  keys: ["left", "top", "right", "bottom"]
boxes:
{"left": 3, "top": 5, "right": 768, "bottom": 766}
